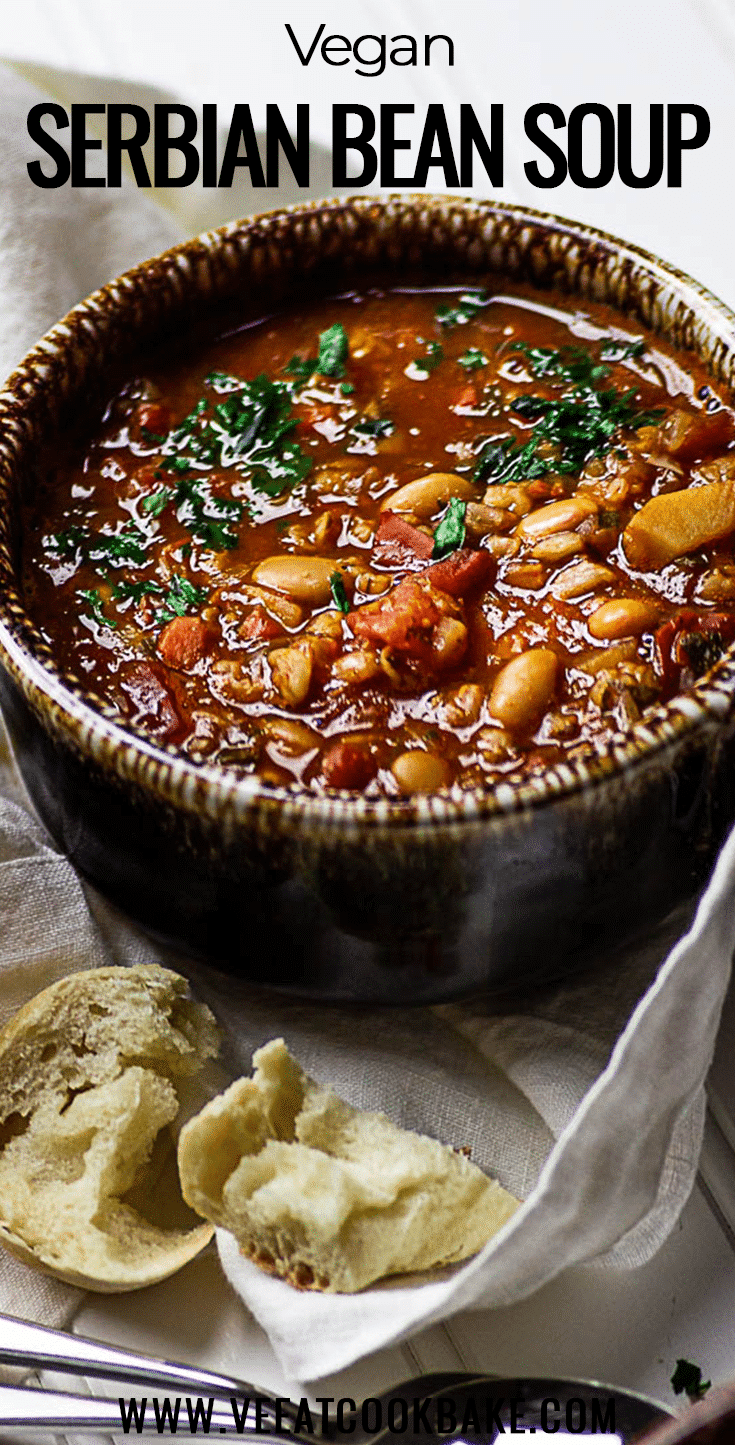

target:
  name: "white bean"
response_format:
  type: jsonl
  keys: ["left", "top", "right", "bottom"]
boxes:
{"left": 588, "top": 598, "right": 661, "bottom": 640}
{"left": 551, "top": 560, "right": 615, "bottom": 600}
{"left": 530, "top": 530, "right": 584, "bottom": 563}
{"left": 251, "top": 556, "right": 340, "bottom": 606}
{"left": 380, "top": 473, "right": 474, "bottom": 518}
{"left": 488, "top": 649, "right": 559, "bottom": 732}
{"left": 391, "top": 750, "right": 448, "bottom": 793}
{"left": 516, "top": 495, "right": 598, "bottom": 541}
{"left": 269, "top": 642, "right": 313, "bottom": 706}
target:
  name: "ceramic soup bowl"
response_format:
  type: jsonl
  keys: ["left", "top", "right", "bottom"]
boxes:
{"left": 0, "top": 195, "right": 734, "bottom": 1002}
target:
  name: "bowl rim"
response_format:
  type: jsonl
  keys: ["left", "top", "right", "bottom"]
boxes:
{"left": 1, "top": 190, "right": 735, "bottom": 829}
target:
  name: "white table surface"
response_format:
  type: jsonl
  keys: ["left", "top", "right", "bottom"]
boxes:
{"left": 2, "top": 0, "right": 735, "bottom": 1431}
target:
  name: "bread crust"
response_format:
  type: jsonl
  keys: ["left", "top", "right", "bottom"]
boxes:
{"left": 0, "top": 964, "right": 219, "bottom": 1291}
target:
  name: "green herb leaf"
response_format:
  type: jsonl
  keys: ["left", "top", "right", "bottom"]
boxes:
{"left": 350, "top": 416, "right": 394, "bottom": 440}
{"left": 206, "top": 371, "right": 243, "bottom": 393}
{"left": 473, "top": 436, "right": 546, "bottom": 487}
{"left": 512, "top": 342, "right": 611, "bottom": 387}
{"left": 317, "top": 322, "right": 349, "bottom": 379}
{"left": 329, "top": 571, "right": 350, "bottom": 614}
{"left": 156, "top": 574, "right": 208, "bottom": 624}
{"left": 436, "top": 290, "right": 491, "bottom": 329}
{"left": 88, "top": 526, "right": 150, "bottom": 567}
{"left": 54, "top": 524, "right": 150, "bottom": 569}
{"left": 600, "top": 338, "right": 646, "bottom": 362}
{"left": 140, "top": 486, "right": 174, "bottom": 517}
{"left": 509, "top": 386, "right": 664, "bottom": 476}
{"left": 671, "top": 1359, "right": 711, "bottom": 1400}
{"left": 78, "top": 588, "right": 116, "bottom": 629}
{"left": 152, "top": 372, "right": 312, "bottom": 529}
{"left": 49, "top": 525, "right": 87, "bottom": 560}
{"left": 285, "top": 355, "right": 317, "bottom": 385}
{"left": 412, "top": 342, "right": 444, "bottom": 376}
{"left": 432, "top": 498, "right": 467, "bottom": 559}
{"left": 458, "top": 348, "right": 489, "bottom": 371}
{"left": 474, "top": 341, "right": 665, "bottom": 485}
{"left": 286, "top": 325, "right": 350, "bottom": 387}
{"left": 113, "top": 578, "right": 163, "bottom": 604}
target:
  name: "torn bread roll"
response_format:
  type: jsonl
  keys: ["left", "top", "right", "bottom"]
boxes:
{"left": 0, "top": 964, "right": 220, "bottom": 1291}
{"left": 178, "top": 1037, "right": 520, "bottom": 1293}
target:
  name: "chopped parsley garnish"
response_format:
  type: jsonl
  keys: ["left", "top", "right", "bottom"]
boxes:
{"left": 473, "top": 342, "right": 664, "bottom": 485}
{"left": 412, "top": 342, "right": 444, "bottom": 375}
{"left": 474, "top": 436, "right": 545, "bottom": 487}
{"left": 671, "top": 1359, "right": 711, "bottom": 1400}
{"left": 512, "top": 342, "right": 611, "bottom": 387}
{"left": 155, "top": 372, "right": 312, "bottom": 515}
{"left": 113, "top": 578, "right": 162, "bottom": 604}
{"left": 156, "top": 575, "right": 208, "bottom": 624}
{"left": 350, "top": 416, "right": 394, "bottom": 440}
{"left": 172, "top": 475, "right": 245, "bottom": 549}
{"left": 49, "top": 525, "right": 87, "bottom": 560}
{"left": 206, "top": 371, "right": 241, "bottom": 394}
{"left": 458, "top": 348, "right": 489, "bottom": 371}
{"left": 51, "top": 524, "right": 149, "bottom": 568}
{"left": 340, "top": 381, "right": 355, "bottom": 395}
{"left": 436, "top": 290, "right": 491, "bottom": 328}
{"left": 78, "top": 588, "right": 116, "bottom": 629}
{"left": 317, "top": 322, "right": 349, "bottom": 379}
{"left": 286, "top": 322, "right": 350, "bottom": 386}
{"left": 600, "top": 338, "right": 646, "bottom": 362}
{"left": 432, "top": 498, "right": 467, "bottom": 559}
{"left": 89, "top": 527, "right": 150, "bottom": 566}
{"left": 329, "top": 571, "right": 350, "bottom": 614}
{"left": 285, "top": 355, "right": 317, "bottom": 385}
{"left": 141, "top": 486, "right": 174, "bottom": 517}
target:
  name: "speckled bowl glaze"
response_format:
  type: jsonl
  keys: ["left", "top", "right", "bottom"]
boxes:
{"left": 0, "top": 195, "right": 735, "bottom": 1002}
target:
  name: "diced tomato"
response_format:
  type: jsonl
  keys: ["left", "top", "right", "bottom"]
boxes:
{"left": 121, "top": 662, "right": 183, "bottom": 741}
{"left": 652, "top": 617, "right": 679, "bottom": 689}
{"left": 135, "top": 402, "right": 170, "bottom": 436}
{"left": 321, "top": 740, "right": 377, "bottom": 790}
{"left": 422, "top": 548, "right": 492, "bottom": 597}
{"left": 527, "top": 478, "right": 566, "bottom": 500}
{"left": 297, "top": 402, "right": 333, "bottom": 434}
{"left": 658, "top": 407, "right": 734, "bottom": 462}
{"left": 157, "top": 615, "right": 210, "bottom": 671}
{"left": 372, "top": 510, "right": 433, "bottom": 569}
{"left": 349, "top": 578, "right": 441, "bottom": 657}
{"left": 240, "top": 606, "right": 282, "bottom": 643}
{"left": 455, "top": 384, "right": 477, "bottom": 408}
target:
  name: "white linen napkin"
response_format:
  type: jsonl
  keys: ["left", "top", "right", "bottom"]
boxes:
{"left": 0, "top": 61, "right": 732, "bottom": 1384}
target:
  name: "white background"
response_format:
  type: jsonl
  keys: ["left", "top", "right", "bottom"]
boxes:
{"left": 3, "top": 0, "right": 735, "bottom": 304}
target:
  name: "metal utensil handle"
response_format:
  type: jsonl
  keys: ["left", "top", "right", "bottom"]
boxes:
{"left": 0, "top": 1382, "right": 274, "bottom": 1435}
{"left": 0, "top": 1312, "right": 289, "bottom": 1417}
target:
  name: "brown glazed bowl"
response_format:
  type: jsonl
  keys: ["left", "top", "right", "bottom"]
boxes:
{"left": 1, "top": 195, "right": 735, "bottom": 1003}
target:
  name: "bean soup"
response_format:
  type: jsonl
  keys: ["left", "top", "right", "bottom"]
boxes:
{"left": 23, "top": 284, "right": 735, "bottom": 796}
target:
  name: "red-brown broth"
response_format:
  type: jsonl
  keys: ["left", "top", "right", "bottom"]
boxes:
{"left": 22, "top": 283, "right": 735, "bottom": 797}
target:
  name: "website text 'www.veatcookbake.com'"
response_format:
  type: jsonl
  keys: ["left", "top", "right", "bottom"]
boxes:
{"left": 117, "top": 1391, "right": 619, "bottom": 1436}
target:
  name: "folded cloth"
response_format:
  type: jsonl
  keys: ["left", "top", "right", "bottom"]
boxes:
{"left": 0, "top": 60, "right": 732, "bottom": 1386}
